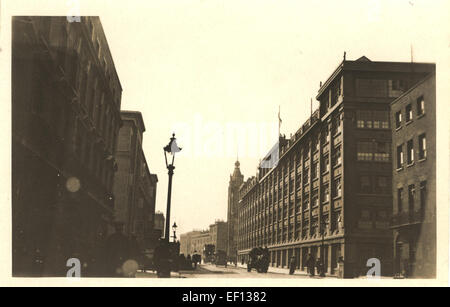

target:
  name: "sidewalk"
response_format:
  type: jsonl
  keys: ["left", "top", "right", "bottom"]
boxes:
{"left": 234, "top": 263, "right": 337, "bottom": 278}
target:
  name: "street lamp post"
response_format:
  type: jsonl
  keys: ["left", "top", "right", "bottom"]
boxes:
{"left": 163, "top": 133, "right": 181, "bottom": 243}
{"left": 320, "top": 218, "right": 328, "bottom": 277}
{"left": 172, "top": 222, "right": 178, "bottom": 242}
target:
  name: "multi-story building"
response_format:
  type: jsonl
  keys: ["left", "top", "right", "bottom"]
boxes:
{"left": 180, "top": 230, "right": 202, "bottom": 256}
{"left": 210, "top": 220, "right": 228, "bottom": 253}
{"left": 390, "top": 71, "right": 436, "bottom": 278}
{"left": 153, "top": 211, "right": 165, "bottom": 239}
{"left": 113, "top": 111, "right": 158, "bottom": 250}
{"left": 180, "top": 221, "right": 228, "bottom": 257}
{"left": 227, "top": 161, "right": 244, "bottom": 262}
{"left": 237, "top": 56, "right": 435, "bottom": 277}
{"left": 191, "top": 231, "right": 212, "bottom": 256}
{"left": 12, "top": 17, "right": 123, "bottom": 276}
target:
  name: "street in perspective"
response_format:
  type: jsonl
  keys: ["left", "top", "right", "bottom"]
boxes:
{"left": 10, "top": 1, "right": 440, "bottom": 283}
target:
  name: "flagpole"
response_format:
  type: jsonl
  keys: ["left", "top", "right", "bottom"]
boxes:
{"left": 278, "top": 105, "right": 281, "bottom": 137}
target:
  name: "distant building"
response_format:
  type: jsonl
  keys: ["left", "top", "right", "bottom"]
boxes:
{"left": 153, "top": 211, "right": 165, "bottom": 240}
{"left": 390, "top": 71, "right": 436, "bottom": 278}
{"left": 237, "top": 56, "right": 435, "bottom": 277}
{"left": 113, "top": 111, "right": 158, "bottom": 250}
{"left": 227, "top": 161, "right": 244, "bottom": 262}
{"left": 210, "top": 220, "right": 228, "bottom": 253}
{"left": 179, "top": 220, "right": 228, "bottom": 258}
{"left": 179, "top": 230, "right": 201, "bottom": 256}
{"left": 12, "top": 16, "right": 122, "bottom": 276}
{"left": 191, "top": 231, "right": 212, "bottom": 257}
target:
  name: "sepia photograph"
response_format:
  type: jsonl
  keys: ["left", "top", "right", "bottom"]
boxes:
{"left": 1, "top": 0, "right": 449, "bottom": 288}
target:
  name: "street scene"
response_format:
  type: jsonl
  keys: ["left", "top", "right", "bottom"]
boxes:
{"left": 136, "top": 263, "right": 334, "bottom": 279}
{"left": 9, "top": 1, "right": 442, "bottom": 283}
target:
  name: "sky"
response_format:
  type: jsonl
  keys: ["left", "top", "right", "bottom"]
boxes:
{"left": 3, "top": 0, "right": 449, "bottom": 238}
{"left": 100, "top": 0, "right": 447, "bottom": 237}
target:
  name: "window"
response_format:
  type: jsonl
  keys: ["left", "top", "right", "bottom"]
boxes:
{"left": 395, "top": 111, "right": 402, "bottom": 128}
{"left": 361, "top": 209, "right": 371, "bottom": 219}
{"left": 96, "top": 38, "right": 102, "bottom": 59}
{"left": 391, "top": 79, "right": 406, "bottom": 92}
{"left": 419, "top": 134, "right": 426, "bottom": 160}
{"left": 303, "top": 169, "right": 309, "bottom": 184}
{"left": 322, "top": 155, "right": 330, "bottom": 173}
{"left": 333, "top": 178, "right": 342, "bottom": 197}
{"left": 360, "top": 176, "right": 371, "bottom": 193}
{"left": 303, "top": 146, "right": 309, "bottom": 161}
{"left": 407, "top": 139, "right": 414, "bottom": 164}
{"left": 417, "top": 96, "right": 425, "bottom": 116}
{"left": 408, "top": 184, "right": 416, "bottom": 213}
{"left": 312, "top": 162, "right": 318, "bottom": 179}
{"left": 406, "top": 104, "right": 413, "bottom": 122}
{"left": 375, "top": 176, "right": 390, "bottom": 194}
{"left": 322, "top": 128, "right": 330, "bottom": 144}
{"left": 310, "top": 218, "right": 318, "bottom": 236}
{"left": 322, "top": 185, "right": 330, "bottom": 202}
{"left": 357, "top": 110, "right": 372, "bottom": 128}
{"left": 397, "top": 144, "right": 404, "bottom": 169}
{"left": 420, "top": 181, "right": 427, "bottom": 217}
{"left": 357, "top": 110, "right": 389, "bottom": 129}
{"left": 374, "top": 142, "right": 390, "bottom": 161}
{"left": 357, "top": 141, "right": 374, "bottom": 161}
{"left": 397, "top": 188, "right": 403, "bottom": 213}
{"left": 312, "top": 189, "right": 319, "bottom": 207}
{"left": 332, "top": 114, "right": 342, "bottom": 134}
{"left": 312, "top": 138, "right": 319, "bottom": 152}
{"left": 372, "top": 111, "right": 389, "bottom": 129}
{"left": 377, "top": 210, "right": 387, "bottom": 221}
{"left": 333, "top": 146, "right": 342, "bottom": 165}
{"left": 303, "top": 197, "right": 309, "bottom": 210}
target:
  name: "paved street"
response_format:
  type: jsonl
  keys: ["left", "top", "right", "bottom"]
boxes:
{"left": 136, "top": 263, "right": 335, "bottom": 279}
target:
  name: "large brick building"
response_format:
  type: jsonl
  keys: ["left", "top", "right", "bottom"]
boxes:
{"left": 390, "top": 71, "right": 436, "bottom": 278}
{"left": 237, "top": 56, "right": 435, "bottom": 277}
{"left": 227, "top": 161, "right": 244, "bottom": 263}
{"left": 113, "top": 111, "right": 158, "bottom": 251}
{"left": 12, "top": 17, "right": 123, "bottom": 276}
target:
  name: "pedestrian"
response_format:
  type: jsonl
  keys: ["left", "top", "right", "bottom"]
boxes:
{"left": 154, "top": 239, "right": 171, "bottom": 277}
{"left": 104, "top": 222, "right": 129, "bottom": 277}
{"left": 289, "top": 256, "right": 296, "bottom": 275}
{"left": 402, "top": 259, "right": 409, "bottom": 278}
{"left": 316, "top": 258, "right": 322, "bottom": 276}
{"left": 306, "top": 253, "right": 315, "bottom": 277}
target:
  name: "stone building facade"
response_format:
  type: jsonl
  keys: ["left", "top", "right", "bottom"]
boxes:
{"left": 190, "top": 231, "right": 212, "bottom": 256}
{"left": 237, "top": 56, "right": 435, "bottom": 277}
{"left": 180, "top": 231, "right": 202, "bottom": 256}
{"left": 113, "top": 111, "right": 158, "bottom": 251}
{"left": 12, "top": 17, "right": 122, "bottom": 276}
{"left": 180, "top": 221, "right": 228, "bottom": 257}
{"left": 390, "top": 71, "right": 436, "bottom": 278}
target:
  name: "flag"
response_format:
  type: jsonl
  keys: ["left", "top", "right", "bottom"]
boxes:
{"left": 278, "top": 105, "right": 282, "bottom": 136}
{"left": 278, "top": 105, "right": 282, "bottom": 125}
